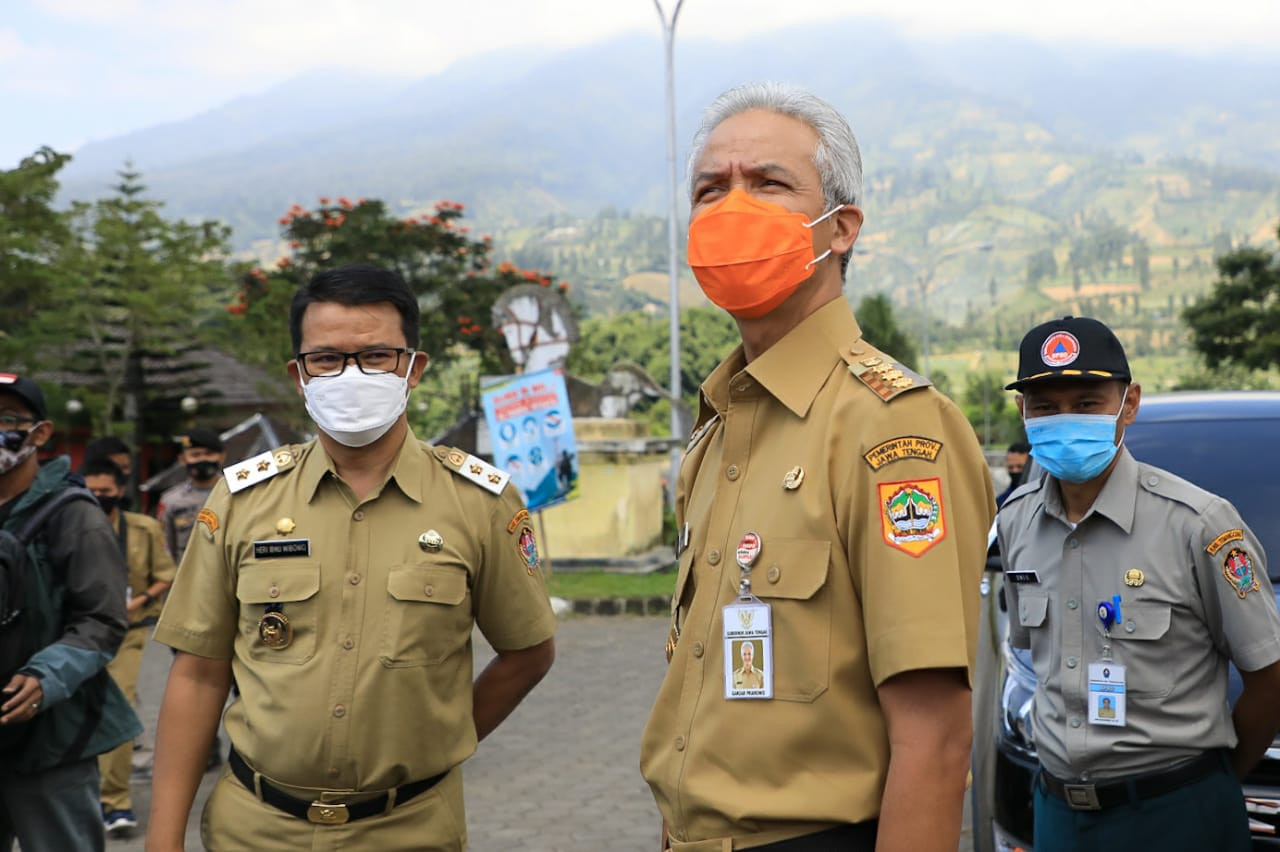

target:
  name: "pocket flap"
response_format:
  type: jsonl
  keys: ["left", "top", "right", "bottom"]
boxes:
{"left": 237, "top": 562, "right": 321, "bottom": 604}
{"left": 388, "top": 564, "right": 468, "bottom": 606}
{"left": 1017, "top": 592, "right": 1048, "bottom": 627}
{"left": 1119, "top": 602, "right": 1171, "bottom": 641}
{"left": 755, "top": 539, "right": 830, "bottom": 600}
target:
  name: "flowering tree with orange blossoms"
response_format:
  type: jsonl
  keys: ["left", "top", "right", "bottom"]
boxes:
{"left": 225, "top": 197, "right": 573, "bottom": 377}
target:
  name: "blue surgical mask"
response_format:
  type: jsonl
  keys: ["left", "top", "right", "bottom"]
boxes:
{"left": 1024, "top": 388, "right": 1129, "bottom": 484}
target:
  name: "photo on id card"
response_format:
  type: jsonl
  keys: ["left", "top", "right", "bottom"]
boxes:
{"left": 723, "top": 600, "right": 772, "bottom": 699}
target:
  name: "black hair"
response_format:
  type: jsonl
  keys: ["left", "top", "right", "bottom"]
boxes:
{"left": 85, "top": 435, "right": 131, "bottom": 460}
{"left": 82, "top": 457, "right": 126, "bottom": 486}
{"left": 289, "top": 263, "right": 420, "bottom": 353}
{"left": 1008, "top": 441, "right": 1032, "bottom": 454}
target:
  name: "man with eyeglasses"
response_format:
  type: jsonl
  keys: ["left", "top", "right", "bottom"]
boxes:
{"left": 147, "top": 264, "right": 556, "bottom": 851}
{"left": 0, "top": 373, "right": 140, "bottom": 852}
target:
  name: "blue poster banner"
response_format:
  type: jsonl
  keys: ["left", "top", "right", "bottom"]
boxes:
{"left": 480, "top": 368, "right": 580, "bottom": 512}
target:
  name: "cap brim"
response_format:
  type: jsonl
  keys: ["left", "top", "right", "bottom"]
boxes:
{"left": 1005, "top": 369, "right": 1130, "bottom": 391}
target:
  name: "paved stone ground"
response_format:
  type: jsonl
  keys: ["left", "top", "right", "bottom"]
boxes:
{"left": 111, "top": 615, "right": 974, "bottom": 851}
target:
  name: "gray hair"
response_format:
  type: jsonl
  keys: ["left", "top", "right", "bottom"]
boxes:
{"left": 686, "top": 82, "right": 863, "bottom": 210}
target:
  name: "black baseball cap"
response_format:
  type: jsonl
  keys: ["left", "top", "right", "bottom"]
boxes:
{"left": 0, "top": 373, "right": 49, "bottom": 420}
{"left": 180, "top": 427, "right": 224, "bottom": 452}
{"left": 1006, "top": 316, "right": 1131, "bottom": 391}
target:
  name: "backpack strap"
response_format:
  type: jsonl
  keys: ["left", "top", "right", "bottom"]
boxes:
{"left": 17, "top": 487, "right": 98, "bottom": 545}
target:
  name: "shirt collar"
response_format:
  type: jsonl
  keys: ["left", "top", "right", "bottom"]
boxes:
{"left": 299, "top": 428, "right": 426, "bottom": 504}
{"left": 1042, "top": 446, "right": 1138, "bottom": 534}
{"left": 701, "top": 298, "right": 862, "bottom": 420}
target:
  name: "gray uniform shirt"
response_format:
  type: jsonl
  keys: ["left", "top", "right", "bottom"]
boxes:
{"left": 1000, "top": 448, "right": 1280, "bottom": 781}
{"left": 157, "top": 481, "right": 214, "bottom": 562}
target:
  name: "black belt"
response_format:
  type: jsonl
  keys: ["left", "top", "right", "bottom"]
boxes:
{"left": 228, "top": 748, "right": 446, "bottom": 825}
{"left": 751, "top": 822, "right": 879, "bottom": 851}
{"left": 1039, "top": 751, "right": 1225, "bottom": 811}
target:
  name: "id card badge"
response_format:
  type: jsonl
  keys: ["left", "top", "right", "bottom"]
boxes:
{"left": 723, "top": 596, "right": 773, "bottom": 700}
{"left": 1087, "top": 662, "right": 1126, "bottom": 726}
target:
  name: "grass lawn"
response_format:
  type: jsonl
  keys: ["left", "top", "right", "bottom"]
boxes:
{"left": 547, "top": 569, "right": 677, "bottom": 600}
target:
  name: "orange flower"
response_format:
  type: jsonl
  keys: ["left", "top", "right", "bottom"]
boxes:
{"left": 338, "top": 197, "right": 352, "bottom": 208}
{"left": 319, "top": 196, "right": 330, "bottom": 205}
{"left": 429, "top": 217, "right": 441, "bottom": 226}
{"left": 498, "top": 261, "right": 516, "bottom": 274}
{"left": 277, "top": 257, "right": 292, "bottom": 268}
{"left": 289, "top": 241, "right": 301, "bottom": 249}
{"left": 469, "top": 324, "right": 482, "bottom": 334}
{"left": 278, "top": 216, "right": 290, "bottom": 225}
{"left": 523, "top": 270, "right": 539, "bottom": 281}
{"left": 559, "top": 282, "right": 570, "bottom": 292}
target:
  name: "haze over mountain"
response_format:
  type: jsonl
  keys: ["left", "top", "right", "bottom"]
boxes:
{"left": 56, "top": 17, "right": 1280, "bottom": 250}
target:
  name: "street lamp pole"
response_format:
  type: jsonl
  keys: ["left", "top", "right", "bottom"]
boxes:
{"left": 654, "top": 0, "right": 685, "bottom": 507}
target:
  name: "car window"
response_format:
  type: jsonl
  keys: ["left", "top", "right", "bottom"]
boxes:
{"left": 1126, "top": 418, "right": 1280, "bottom": 580}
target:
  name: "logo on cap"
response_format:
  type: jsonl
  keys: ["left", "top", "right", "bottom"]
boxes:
{"left": 1040, "top": 331, "right": 1080, "bottom": 368}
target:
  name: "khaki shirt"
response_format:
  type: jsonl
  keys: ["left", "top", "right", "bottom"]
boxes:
{"left": 157, "top": 480, "right": 215, "bottom": 562}
{"left": 640, "top": 298, "right": 995, "bottom": 844}
{"left": 116, "top": 510, "right": 176, "bottom": 624}
{"left": 732, "top": 667, "right": 764, "bottom": 689}
{"left": 1001, "top": 448, "right": 1280, "bottom": 781}
{"left": 153, "top": 431, "right": 557, "bottom": 791}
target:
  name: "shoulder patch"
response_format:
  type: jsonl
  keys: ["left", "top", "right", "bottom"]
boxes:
{"left": 224, "top": 447, "right": 296, "bottom": 494}
{"left": 1206, "top": 528, "right": 1245, "bottom": 556}
{"left": 196, "top": 508, "right": 219, "bottom": 534}
{"left": 878, "top": 477, "right": 947, "bottom": 557}
{"left": 842, "top": 347, "right": 931, "bottom": 402}
{"left": 436, "top": 446, "right": 510, "bottom": 495}
{"left": 863, "top": 436, "right": 943, "bottom": 471}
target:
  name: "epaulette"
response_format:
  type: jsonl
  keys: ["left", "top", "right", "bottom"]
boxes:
{"left": 433, "top": 446, "right": 510, "bottom": 496}
{"left": 841, "top": 344, "right": 931, "bottom": 402}
{"left": 1136, "top": 464, "right": 1213, "bottom": 514}
{"left": 224, "top": 446, "right": 298, "bottom": 494}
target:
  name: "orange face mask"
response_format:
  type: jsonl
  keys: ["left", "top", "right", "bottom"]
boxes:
{"left": 687, "top": 189, "right": 841, "bottom": 319}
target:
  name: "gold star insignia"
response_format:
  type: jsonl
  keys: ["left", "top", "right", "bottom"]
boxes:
{"left": 257, "top": 460, "right": 271, "bottom": 472}
{"left": 236, "top": 469, "right": 250, "bottom": 480}
{"left": 470, "top": 463, "right": 483, "bottom": 475}
{"left": 488, "top": 473, "right": 501, "bottom": 484}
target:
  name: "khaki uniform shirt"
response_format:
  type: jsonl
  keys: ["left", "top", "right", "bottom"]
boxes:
{"left": 157, "top": 480, "right": 215, "bottom": 562}
{"left": 153, "top": 431, "right": 557, "bottom": 791}
{"left": 116, "top": 510, "right": 176, "bottom": 625}
{"left": 1001, "top": 448, "right": 1280, "bottom": 781}
{"left": 732, "top": 667, "right": 764, "bottom": 689}
{"left": 640, "top": 298, "right": 995, "bottom": 845}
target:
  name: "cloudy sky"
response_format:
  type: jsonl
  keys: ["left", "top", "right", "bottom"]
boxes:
{"left": 4, "top": 0, "right": 1279, "bottom": 168}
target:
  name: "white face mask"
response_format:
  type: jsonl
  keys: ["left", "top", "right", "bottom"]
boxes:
{"left": 300, "top": 354, "right": 416, "bottom": 448}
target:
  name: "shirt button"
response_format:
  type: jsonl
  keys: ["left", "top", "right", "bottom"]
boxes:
{"left": 1070, "top": 716, "right": 1082, "bottom": 728}
{"left": 734, "top": 382, "right": 750, "bottom": 393}
{"left": 1067, "top": 599, "right": 1078, "bottom": 610}
{"left": 1080, "top": 770, "right": 1092, "bottom": 782}
{"left": 692, "top": 641, "right": 704, "bottom": 658}
{"left": 1147, "top": 475, "right": 1160, "bottom": 487}
{"left": 726, "top": 465, "right": 740, "bottom": 481}
{"left": 1125, "top": 620, "right": 1136, "bottom": 633}
{"left": 767, "top": 566, "right": 781, "bottom": 583}
{"left": 1069, "top": 539, "right": 1080, "bottom": 549}
{"left": 353, "top": 510, "right": 365, "bottom": 521}
{"left": 708, "top": 550, "right": 721, "bottom": 565}
{"left": 1066, "top": 656, "right": 1078, "bottom": 668}
{"left": 342, "top": 638, "right": 355, "bottom": 650}
{"left": 333, "top": 705, "right": 346, "bottom": 718}
{"left": 424, "top": 585, "right": 435, "bottom": 597}
{"left": 674, "top": 735, "right": 685, "bottom": 751}
{"left": 349, "top": 574, "right": 361, "bottom": 586}
{"left": 268, "top": 585, "right": 280, "bottom": 599}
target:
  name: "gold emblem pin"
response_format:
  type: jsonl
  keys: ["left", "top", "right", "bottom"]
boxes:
{"left": 274, "top": 450, "right": 293, "bottom": 467}
{"left": 1124, "top": 568, "right": 1145, "bottom": 587}
{"left": 276, "top": 517, "right": 296, "bottom": 536}
{"left": 258, "top": 611, "right": 293, "bottom": 649}
{"left": 783, "top": 466, "right": 805, "bottom": 490}
{"left": 418, "top": 530, "right": 444, "bottom": 552}
{"left": 447, "top": 449, "right": 466, "bottom": 467}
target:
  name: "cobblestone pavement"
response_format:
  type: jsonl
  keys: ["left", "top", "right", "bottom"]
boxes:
{"left": 113, "top": 615, "right": 974, "bottom": 851}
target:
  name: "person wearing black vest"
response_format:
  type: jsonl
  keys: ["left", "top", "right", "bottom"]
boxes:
{"left": 0, "top": 373, "right": 140, "bottom": 852}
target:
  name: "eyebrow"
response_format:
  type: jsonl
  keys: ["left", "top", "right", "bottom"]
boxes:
{"left": 691, "top": 162, "right": 801, "bottom": 188}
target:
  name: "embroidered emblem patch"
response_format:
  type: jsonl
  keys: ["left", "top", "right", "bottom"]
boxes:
{"left": 863, "top": 436, "right": 944, "bottom": 471}
{"left": 1206, "top": 528, "right": 1245, "bottom": 556}
{"left": 196, "top": 508, "right": 218, "bottom": 534}
{"left": 1222, "top": 547, "right": 1260, "bottom": 599}
{"left": 1041, "top": 331, "right": 1081, "bottom": 367}
{"left": 518, "top": 526, "right": 541, "bottom": 575}
{"left": 878, "top": 478, "right": 947, "bottom": 557}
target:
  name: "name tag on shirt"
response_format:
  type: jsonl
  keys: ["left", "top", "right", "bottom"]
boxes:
{"left": 252, "top": 539, "right": 311, "bottom": 559}
{"left": 1006, "top": 570, "right": 1040, "bottom": 584}
{"left": 1088, "top": 662, "right": 1126, "bottom": 726}
{"left": 723, "top": 598, "right": 773, "bottom": 700}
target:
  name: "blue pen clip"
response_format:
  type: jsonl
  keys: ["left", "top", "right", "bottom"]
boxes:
{"left": 1097, "top": 600, "right": 1116, "bottom": 631}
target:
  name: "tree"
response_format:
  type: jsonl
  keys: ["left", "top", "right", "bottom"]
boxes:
{"left": 0, "top": 148, "right": 74, "bottom": 348}
{"left": 854, "top": 294, "right": 919, "bottom": 371}
{"left": 1182, "top": 222, "right": 1280, "bottom": 371}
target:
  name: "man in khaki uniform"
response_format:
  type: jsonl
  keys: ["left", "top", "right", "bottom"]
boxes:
{"left": 1000, "top": 316, "right": 1280, "bottom": 852}
{"left": 146, "top": 264, "right": 557, "bottom": 851}
{"left": 732, "top": 642, "right": 763, "bottom": 690}
{"left": 82, "top": 458, "right": 175, "bottom": 836}
{"left": 640, "top": 83, "right": 995, "bottom": 851}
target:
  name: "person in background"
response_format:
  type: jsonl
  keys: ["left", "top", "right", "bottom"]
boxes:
{"left": 995, "top": 440, "right": 1031, "bottom": 507}
{"left": 156, "top": 428, "right": 224, "bottom": 562}
{"left": 82, "top": 458, "right": 175, "bottom": 838}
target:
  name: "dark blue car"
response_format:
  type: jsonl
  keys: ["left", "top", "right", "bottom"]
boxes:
{"left": 972, "top": 391, "right": 1280, "bottom": 852}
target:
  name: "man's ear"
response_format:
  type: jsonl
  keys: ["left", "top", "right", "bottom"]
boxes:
{"left": 28, "top": 420, "right": 55, "bottom": 449}
{"left": 286, "top": 359, "right": 305, "bottom": 398}
{"left": 1121, "top": 382, "right": 1142, "bottom": 427}
{"left": 830, "top": 204, "right": 864, "bottom": 256}
{"left": 407, "top": 351, "right": 429, "bottom": 390}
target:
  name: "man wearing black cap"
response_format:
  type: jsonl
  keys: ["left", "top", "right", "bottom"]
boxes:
{"left": 998, "top": 317, "right": 1280, "bottom": 852}
{"left": 156, "top": 427, "right": 225, "bottom": 562}
{"left": 0, "top": 373, "right": 140, "bottom": 852}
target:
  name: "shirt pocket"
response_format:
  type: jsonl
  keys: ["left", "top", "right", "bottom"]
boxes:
{"left": 1016, "top": 591, "right": 1057, "bottom": 685}
{"left": 752, "top": 538, "right": 831, "bottom": 703}
{"left": 379, "top": 561, "right": 472, "bottom": 668}
{"left": 1112, "top": 601, "right": 1174, "bottom": 697}
{"left": 236, "top": 561, "right": 321, "bottom": 665}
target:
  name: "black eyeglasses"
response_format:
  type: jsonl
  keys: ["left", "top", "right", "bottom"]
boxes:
{"left": 296, "top": 347, "right": 412, "bottom": 378}
{"left": 0, "top": 414, "right": 37, "bottom": 429}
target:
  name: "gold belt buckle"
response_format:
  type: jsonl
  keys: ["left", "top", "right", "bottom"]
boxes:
{"left": 307, "top": 802, "right": 350, "bottom": 824}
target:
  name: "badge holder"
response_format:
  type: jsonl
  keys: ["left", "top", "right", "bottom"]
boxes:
{"left": 723, "top": 532, "right": 773, "bottom": 700}
{"left": 1088, "top": 600, "right": 1125, "bottom": 726}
